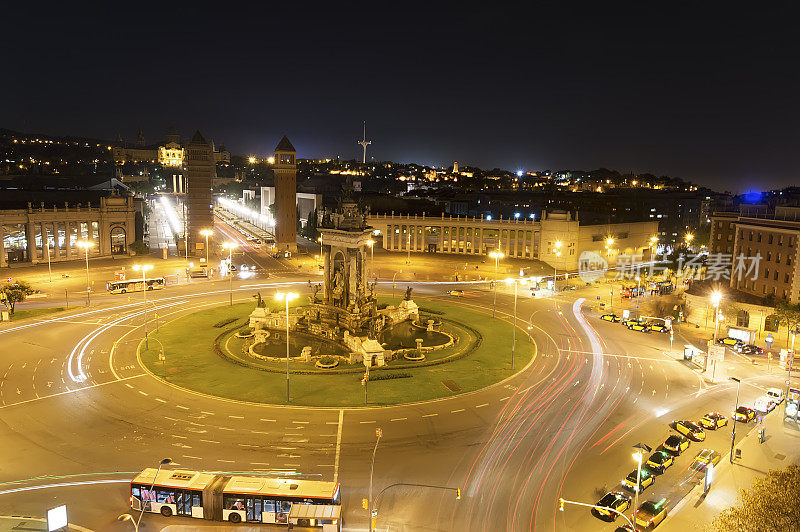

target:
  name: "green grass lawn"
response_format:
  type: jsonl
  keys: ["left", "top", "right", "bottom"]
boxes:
{"left": 10, "top": 307, "right": 68, "bottom": 321}
{"left": 140, "top": 299, "right": 533, "bottom": 407}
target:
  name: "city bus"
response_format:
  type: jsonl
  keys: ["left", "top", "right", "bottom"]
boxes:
{"left": 106, "top": 277, "right": 166, "bottom": 294}
{"left": 130, "top": 468, "right": 341, "bottom": 529}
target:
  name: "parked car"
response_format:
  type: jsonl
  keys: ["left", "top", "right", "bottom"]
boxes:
{"left": 662, "top": 434, "right": 690, "bottom": 454}
{"left": 699, "top": 412, "right": 728, "bottom": 430}
{"left": 622, "top": 468, "right": 654, "bottom": 493}
{"left": 634, "top": 498, "right": 669, "bottom": 529}
{"left": 645, "top": 450, "right": 674, "bottom": 474}
{"left": 627, "top": 322, "right": 651, "bottom": 333}
{"left": 738, "top": 344, "right": 764, "bottom": 355}
{"left": 766, "top": 387, "right": 784, "bottom": 404}
{"left": 591, "top": 491, "right": 631, "bottom": 522}
{"left": 754, "top": 396, "right": 776, "bottom": 413}
{"left": 690, "top": 449, "right": 721, "bottom": 472}
{"left": 733, "top": 406, "right": 756, "bottom": 422}
{"left": 717, "top": 337, "right": 743, "bottom": 348}
{"left": 674, "top": 420, "right": 706, "bottom": 441}
{"left": 601, "top": 314, "right": 620, "bottom": 323}
{"left": 649, "top": 323, "right": 671, "bottom": 333}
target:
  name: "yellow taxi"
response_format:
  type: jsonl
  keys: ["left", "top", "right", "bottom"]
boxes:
{"left": 699, "top": 412, "right": 728, "bottom": 430}
{"left": 674, "top": 420, "right": 706, "bottom": 441}
{"left": 690, "top": 449, "right": 721, "bottom": 472}
{"left": 622, "top": 468, "right": 654, "bottom": 493}
{"left": 645, "top": 450, "right": 674, "bottom": 474}
{"left": 635, "top": 498, "right": 669, "bottom": 528}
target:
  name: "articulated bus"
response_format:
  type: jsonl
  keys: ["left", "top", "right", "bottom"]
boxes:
{"left": 106, "top": 278, "right": 166, "bottom": 294}
{"left": 130, "top": 468, "right": 341, "bottom": 529}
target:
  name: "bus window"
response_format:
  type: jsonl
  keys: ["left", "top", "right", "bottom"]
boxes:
{"left": 157, "top": 489, "right": 175, "bottom": 504}
{"left": 223, "top": 495, "right": 245, "bottom": 510}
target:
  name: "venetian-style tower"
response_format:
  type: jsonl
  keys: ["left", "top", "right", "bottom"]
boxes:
{"left": 273, "top": 136, "right": 298, "bottom": 252}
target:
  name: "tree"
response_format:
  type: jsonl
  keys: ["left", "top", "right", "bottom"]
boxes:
{"left": 712, "top": 465, "right": 800, "bottom": 532}
{"left": 0, "top": 280, "right": 36, "bottom": 315}
{"left": 774, "top": 302, "right": 800, "bottom": 349}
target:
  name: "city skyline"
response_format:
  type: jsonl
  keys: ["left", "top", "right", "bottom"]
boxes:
{"left": 3, "top": 4, "right": 799, "bottom": 192}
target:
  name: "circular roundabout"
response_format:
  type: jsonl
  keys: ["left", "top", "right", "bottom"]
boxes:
{"left": 137, "top": 299, "right": 533, "bottom": 407}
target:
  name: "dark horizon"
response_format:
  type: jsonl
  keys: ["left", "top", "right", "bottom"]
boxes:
{"left": 3, "top": 3, "right": 799, "bottom": 193}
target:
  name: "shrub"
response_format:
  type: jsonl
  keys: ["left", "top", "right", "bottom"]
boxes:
{"left": 417, "top": 307, "right": 444, "bottom": 315}
{"left": 213, "top": 317, "right": 238, "bottom": 328}
{"left": 370, "top": 372, "right": 411, "bottom": 381}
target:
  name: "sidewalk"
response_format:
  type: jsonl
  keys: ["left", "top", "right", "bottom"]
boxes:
{"left": 662, "top": 409, "right": 800, "bottom": 531}
{"left": 0, "top": 515, "right": 91, "bottom": 531}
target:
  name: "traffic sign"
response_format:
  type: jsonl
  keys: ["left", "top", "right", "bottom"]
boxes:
{"left": 766, "top": 334, "right": 774, "bottom": 345}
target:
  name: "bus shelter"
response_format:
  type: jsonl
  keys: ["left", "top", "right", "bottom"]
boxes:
{"left": 288, "top": 504, "right": 341, "bottom": 531}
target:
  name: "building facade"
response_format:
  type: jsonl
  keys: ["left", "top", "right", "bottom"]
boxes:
{"left": 185, "top": 131, "right": 214, "bottom": 255}
{"left": 273, "top": 136, "right": 298, "bottom": 252}
{"left": 710, "top": 206, "right": 800, "bottom": 303}
{"left": 0, "top": 195, "right": 140, "bottom": 267}
{"left": 368, "top": 210, "right": 659, "bottom": 270}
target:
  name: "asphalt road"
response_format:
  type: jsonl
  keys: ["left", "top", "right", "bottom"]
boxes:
{"left": 0, "top": 246, "right": 787, "bottom": 532}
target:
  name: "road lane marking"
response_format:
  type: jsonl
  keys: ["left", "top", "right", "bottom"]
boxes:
{"left": 261, "top": 418, "right": 277, "bottom": 422}
{"left": 251, "top": 430, "right": 269, "bottom": 434}
{"left": 154, "top": 397, "right": 167, "bottom": 403}
{"left": 217, "top": 459, "right": 235, "bottom": 463}
{"left": 359, "top": 420, "right": 376, "bottom": 424}
{"left": 138, "top": 391, "right": 149, "bottom": 396}
{"left": 451, "top": 409, "right": 465, "bottom": 413}
{"left": 182, "top": 455, "right": 202, "bottom": 460}
{"left": 390, "top": 417, "right": 407, "bottom": 422}
{"left": 176, "top": 405, "right": 189, "bottom": 410}
{"left": 476, "top": 403, "right": 488, "bottom": 408}
{"left": 171, "top": 435, "right": 187, "bottom": 439}
{"left": 229, "top": 415, "right": 244, "bottom": 419}
{"left": 0, "top": 374, "right": 145, "bottom": 410}
{"left": 291, "top": 420, "right": 310, "bottom": 424}
{"left": 200, "top": 439, "right": 221, "bottom": 444}
{"left": 333, "top": 409, "right": 343, "bottom": 483}
{"left": 421, "top": 413, "right": 438, "bottom": 418}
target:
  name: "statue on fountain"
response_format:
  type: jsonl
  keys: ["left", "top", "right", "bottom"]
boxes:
{"left": 404, "top": 286, "right": 413, "bottom": 301}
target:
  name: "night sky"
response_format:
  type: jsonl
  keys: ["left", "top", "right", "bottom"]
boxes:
{"left": 3, "top": 3, "right": 799, "bottom": 192}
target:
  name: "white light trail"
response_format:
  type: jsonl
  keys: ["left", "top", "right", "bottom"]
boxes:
{"left": 159, "top": 196, "right": 183, "bottom": 235}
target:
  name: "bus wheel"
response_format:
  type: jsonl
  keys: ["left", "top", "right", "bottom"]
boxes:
{"left": 229, "top": 512, "right": 242, "bottom": 523}
{"left": 121, "top": 289, "right": 127, "bottom": 294}
{"left": 298, "top": 518, "right": 310, "bottom": 526}
{"left": 160, "top": 506, "right": 172, "bottom": 517}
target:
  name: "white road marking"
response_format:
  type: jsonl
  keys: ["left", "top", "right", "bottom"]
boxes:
{"left": 138, "top": 391, "right": 149, "bottom": 396}
{"left": 476, "top": 403, "right": 489, "bottom": 408}
{"left": 421, "top": 413, "right": 438, "bottom": 418}
{"left": 229, "top": 415, "right": 244, "bottom": 419}
{"left": 261, "top": 418, "right": 277, "bottom": 422}
{"left": 333, "top": 409, "right": 343, "bottom": 483}
{"left": 451, "top": 409, "right": 465, "bottom": 413}
{"left": 200, "top": 439, "right": 221, "bottom": 444}
{"left": 154, "top": 397, "right": 167, "bottom": 403}
{"left": 359, "top": 420, "right": 376, "bottom": 424}
{"left": 292, "top": 420, "right": 310, "bottom": 424}
{"left": 176, "top": 405, "right": 189, "bottom": 410}
{"left": 171, "top": 435, "right": 187, "bottom": 439}
{"left": 182, "top": 455, "right": 202, "bottom": 460}
{"left": 390, "top": 417, "right": 407, "bottom": 422}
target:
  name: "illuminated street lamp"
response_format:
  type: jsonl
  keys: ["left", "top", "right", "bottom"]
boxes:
{"left": 366, "top": 239, "right": 375, "bottom": 278}
{"left": 505, "top": 278, "right": 527, "bottom": 370}
{"left": 489, "top": 250, "right": 504, "bottom": 318}
{"left": 76, "top": 240, "right": 94, "bottom": 305}
{"left": 605, "top": 236, "right": 615, "bottom": 257}
{"left": 553, "top": 241, "right": 562, "bottom": 293}
{"left": 318, "top": 235, "right": 323, "bottom": 261}
{"left": 275, "top": 292, "right": 298, "bottom": 402}
{"left": 200, "top": 229, "right": 213, "bottom": 272}
{"left": 711, "top": 290, "right": 722, "bottom": 343}
{"left": 133, "top": 264, "right": 154, "bottom": 347}
{"left": 134, "top": 458, "right": 172, "bottom": 529}
{"left": 222, "top": 242, "right": 237, "bottom": 306}
{"left": 729, "top": 377, "right": 741, "bottom": 463}
{"left": 685, "top": 233, "right": 694, "bottom": 246}
{"left": 631, "top": 442, "right": 651, "bottom": 527}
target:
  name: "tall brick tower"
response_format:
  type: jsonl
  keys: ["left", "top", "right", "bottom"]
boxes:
{"left": 273, "top": 136, "right": 297, "bottom": 252}
{"left": 186, "top": 130, "right": 214, "bottom": 255}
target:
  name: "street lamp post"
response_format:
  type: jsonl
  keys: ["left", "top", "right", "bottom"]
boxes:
{"left": 200, "top": 229, "right": 213, "bottom": 274}
{"left": 133, "top": 264, "right": 154, "bottom": 348}
{"left": 631, "top": 442, "right": 651, "bottom": 527}
{"left": 46, "top": 243, "right": 52, "bottom": 283}
{"left": 559, "top": 498, "right": 636, "bottom": 530}
{"left": 135, "top": 458, "right": 172, "bottom": 530}
{"left": 368, "top": 427, "right": 383, "bottom": 532}
{"left": 366, "top": 239, "right": 375, "bottom": 279}
{"left": 318, "top": 235, "right": 323, "bottom": 264}
{"left": 276, "top": 292, "right": 298, "bottom": 402}
{"left": 222, "top": 242, "right": 237, "bottom": 306}
{"left": 117, "top": 513, "right": 138, "bottom": 531}
{"left": 730, "top": 376, "right": 741, "bottom": 463}
{"left": 710, "top": 290, "right": 722, "bottom": 374}
{"left": 553, "top": 241, "right": 562, "bottom": 293}
{"left": 489, "top": 250, "right": 504, "bottom": 318}
{"left": 505, "top": 278, "right": 526, "bottom": 370}
{"left": 76, "top": 240, "right": 94, "bottom": 306}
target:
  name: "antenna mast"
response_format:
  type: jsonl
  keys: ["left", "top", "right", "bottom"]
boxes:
{"left": 357, "top": 121, "right": 372, "bottom": 164}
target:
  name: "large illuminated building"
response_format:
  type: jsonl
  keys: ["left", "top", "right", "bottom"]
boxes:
{"left": 112, "top": 126, "right": 229, "bottom": 169}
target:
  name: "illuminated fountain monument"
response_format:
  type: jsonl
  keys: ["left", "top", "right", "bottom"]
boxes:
{"left": 249, "top": 184, "right": 422, "bottom": 367}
